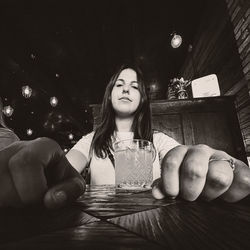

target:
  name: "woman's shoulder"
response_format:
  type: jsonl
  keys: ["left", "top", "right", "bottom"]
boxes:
{"left": 152, "top": 130, "right": 180, "bottom": 156}
{"left": 153, "top": 130, "right": 180, "bottom": 146}
{"left": 84, "top": 130, "right": 95, "bottom": 138}
{"left": 153, "top": 130, "right": 173, "bottom": 140}
{"left": 79, "top": 131, "right": 95, "bottom": 142}
{"left": 71, "top": 131, "right": 95, "bottom": 153}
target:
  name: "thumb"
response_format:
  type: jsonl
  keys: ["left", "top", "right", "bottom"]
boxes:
{"left": 44, "top": 175, "right": 86, "bottom": 209}
{"left": 151, "top": 178, "right": 166, "bottom": 200}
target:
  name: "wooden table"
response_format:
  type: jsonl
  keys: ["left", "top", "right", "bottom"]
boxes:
{"left": 1, "top": 185, "right": 250, "bottom": 249}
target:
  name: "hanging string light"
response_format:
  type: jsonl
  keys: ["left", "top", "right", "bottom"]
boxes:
{"left": 50, "top": 96, "right": 58, "bottom": 107}
{"left": 22, "top": 85, "right": 32, "bottom": 98}
{"left": 26, "top": 128, "right": 33, "bottom": 136}
{"left": 3, "top": 105, "right": 14, "bottom": 117}
{"left": 30, "top": 53, "right": 36, "bottom": 60}
{"left": 68, "top": 133, "right": 74, "bottom": 140}
{"left": 171, "top": 32, "right": 182, "bottom": 48}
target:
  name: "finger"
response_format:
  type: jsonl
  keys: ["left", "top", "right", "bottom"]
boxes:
{"left": 221, "top": 159, "right": 250, "bottom": 202}
{"left": 180, "top": 145, "right": 212, "bottom": 201}
{"left": 201, "top": 160, "right": 233, "bottom": 201}
{"left": 161, "top": 145, "right": 188, "bottom": 197}
{"left": 151, "top": 178, "right": 165, "bottom": 199}
{"left": 44, "top": 176, "right": 86, "bottom": 209}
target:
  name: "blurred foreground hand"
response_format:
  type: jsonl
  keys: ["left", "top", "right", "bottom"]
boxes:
{"left": 0, "top": 138, "right": 85, "bottom": 209}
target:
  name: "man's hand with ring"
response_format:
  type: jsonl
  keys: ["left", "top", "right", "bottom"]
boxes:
{"left": 152, "top": 144, "right": 250, "bottom": 202}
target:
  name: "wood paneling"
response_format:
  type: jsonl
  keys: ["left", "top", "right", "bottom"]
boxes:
{"left": 152, "top": 114, "right": 183, "bottom": 144}
{"left": 180, "top": 0, "right": 244, "bottom": 94}
{"left": 225, "top": 0, "right": 250, "bottom": 158}
{"left": 180, "top": 0, "right": 250, "bottom": 158}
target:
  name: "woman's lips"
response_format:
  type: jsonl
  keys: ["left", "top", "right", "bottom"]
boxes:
{"left": 119, "top": 97, "right": 132, "bottom": 102}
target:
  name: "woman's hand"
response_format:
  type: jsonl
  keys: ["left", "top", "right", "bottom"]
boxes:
{"left": 152, "top": 144, "right": 250, "bottom": 202}
{"left": 0, "top": 138, "right": 85, "bottom": 209}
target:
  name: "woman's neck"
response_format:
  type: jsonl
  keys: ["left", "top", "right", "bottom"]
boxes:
{"left": 115, "top": 116, "right": 134, "bottom": 132}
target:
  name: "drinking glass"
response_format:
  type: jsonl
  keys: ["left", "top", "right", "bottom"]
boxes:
{"left": 113, "top": 139, "right": 156, "bottom": 191}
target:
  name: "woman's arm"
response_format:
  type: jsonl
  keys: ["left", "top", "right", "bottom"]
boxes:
{"left": 66, "top": 149, "right": 88, "bottom": 173}
{"left": 66, "top": 131, "right": 94, "bottom": 173}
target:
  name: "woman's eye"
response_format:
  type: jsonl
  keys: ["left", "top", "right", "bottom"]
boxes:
{"left": 115, "top": 82, "right": 123, "bottom": 87}
{"left": 132, "top": 85, "right": 139, "bottom": 89}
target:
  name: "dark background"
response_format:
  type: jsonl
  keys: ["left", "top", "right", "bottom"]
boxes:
{"left": 0, "top": 0, "right": 208, "bottom": 149}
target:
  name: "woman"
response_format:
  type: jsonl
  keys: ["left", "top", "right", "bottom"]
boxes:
{"left": 66, "top": 64, "right": 179, "bottom": 185}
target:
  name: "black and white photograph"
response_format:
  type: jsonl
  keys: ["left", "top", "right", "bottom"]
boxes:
{"left": 0, "top": 0, "right": 250, "bottom": 249}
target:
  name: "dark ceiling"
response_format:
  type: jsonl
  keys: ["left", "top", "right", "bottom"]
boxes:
{"left": 0, "top": 0, "right": 208, "bottom": 148}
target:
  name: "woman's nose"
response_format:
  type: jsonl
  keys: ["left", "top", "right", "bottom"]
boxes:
{"left": 122, "top": 84, "right": 129, "bottom": 93}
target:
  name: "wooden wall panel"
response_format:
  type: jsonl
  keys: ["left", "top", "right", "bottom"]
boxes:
{"left": 180, "top": 0, "right": 250, "bottom": 159}
{"left": 152, "top": 114, "right": 184, "bottom": 144}
{"left": 226, "top": 0, "right": 250, "bottom": 160}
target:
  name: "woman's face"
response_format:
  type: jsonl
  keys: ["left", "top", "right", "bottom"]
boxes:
{"left": 111, "top": 68, "right": 141, "bottom": 118}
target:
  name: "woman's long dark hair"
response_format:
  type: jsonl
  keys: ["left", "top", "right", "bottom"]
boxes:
{"left": 91, "top": 63, "right": 153, "bottom": 158}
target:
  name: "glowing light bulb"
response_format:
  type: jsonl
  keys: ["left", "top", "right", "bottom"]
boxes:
{"left": 3, "top": 105, "right": 14, "bottom": 117}
{"left": 171, "top": 33, "right": 182, "bottom": 48}
{"left": 50, "top": 96, "right": 58, "bottom": 107}
{"left": 68, "top": 133, "right": 74, "bottom": 140}
{"left": 26, "top": 128, "right": 33, "bottom": 136}
{"left": 22, "top": 85, "right": 32, "bottom": 98}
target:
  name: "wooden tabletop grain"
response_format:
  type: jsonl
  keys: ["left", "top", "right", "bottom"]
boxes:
{"left": 1, "top": 185, "right": 250, "bottom": 249}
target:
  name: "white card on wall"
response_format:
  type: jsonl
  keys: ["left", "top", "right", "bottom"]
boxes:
{"left": 191, "top": 74, "right": 220, "bottom": 98}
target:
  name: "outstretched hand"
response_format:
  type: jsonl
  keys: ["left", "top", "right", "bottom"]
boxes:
{"left": 152, "top": 144, "right": 250, "bottom": 202}
{"left": 0, "top": 138, "right": 85, "bottom": 209}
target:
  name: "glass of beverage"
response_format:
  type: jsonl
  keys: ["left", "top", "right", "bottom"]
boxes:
{"left": 113, "top": 139, "right": 156, "bottom": 191}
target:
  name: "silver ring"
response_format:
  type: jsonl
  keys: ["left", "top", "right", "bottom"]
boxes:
{"left": 209, "top": 158, "right": 236, "bottom": 171}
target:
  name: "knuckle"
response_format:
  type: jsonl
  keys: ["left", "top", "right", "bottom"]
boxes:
{"left": 209, "top": 172, "right": 232, "bottom": 189}
{"left": 194, "top": 144, "right": 211, "bottom": 152}
{"left": 36, "top": 137, "right": 61, "bottom": 150}
{"left": 163, "top": 156, "right": 179, "bottom": 171}
{"left": 237, "top": 173, "right": 250, "bottom": 190}
{"left": 184, "top": 163, "right": 207, "bottom": 179}
{"left": 174, "top": 145, "right": 186, "bottom": 150}
{"left": 9, "top": 149, "right": 36, "bottom": 170}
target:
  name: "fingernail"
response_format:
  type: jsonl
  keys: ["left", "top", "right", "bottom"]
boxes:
{"left": 167, "top": 196, "right": 177, "bottom": 200}
{"left": 54, "top": 191, "right": 67, "bottom": 203}
{"left": 152, "top": 185, "right": 165, "bottom": 199}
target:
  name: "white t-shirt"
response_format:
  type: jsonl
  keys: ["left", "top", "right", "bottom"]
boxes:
{"left": 71, "top": 131, "right": 180, "bottom": 185}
